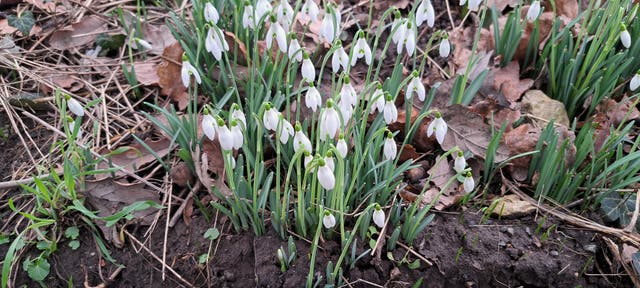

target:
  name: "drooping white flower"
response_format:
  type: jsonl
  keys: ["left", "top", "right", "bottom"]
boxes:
{"left": 406, "top": 73, "right": 425, "bottom": 101}
{"left": 383, "top": 132, "right": 397, "bottom": 161}
{"left": 202, "top": 113, "right": 216, "bottom": 140}
{"left": 255, "top": 0, "right": 273, "bottom": 23}
{"left": 277, "top": 1, "right": 294, "bottom": 31}
{"left": 339, "top": 77, "right": 357, "bottom": 107}
{"left": 293, "top": 124, "right": 313, "bottom": 153}
{"left": 317, "top": 161, "right": 335, "bottom": 190}
{"left": 439, "top": 37, "right": 450, "bottom": 58}
{"left": 230, "top": 104, "right": 246, "bottom": 129}
{"left": 332, "top": 42, "right": 349, "bottom": 73}
{"left": 242, "top": 4, "right": 256, "bottom": 29}
{"left": 372, "top": 204, "right": 385, "bottom": 228}
{"left": 383, "top": 95, "right": 398, "bottom": 124}
{"left": 301, "top": 53, "right": 316, "bottom": 82}
{"left": 288, "top": 36, "right": 303, "bottom": 62}
{"left": 338, "top": 99, "right": 353, "bottom": 123}
{"left": 621, "top": 24, "right": 632, "bottom": 49}
{"left": 134, "top": 38, "right": 152, "bottom": 50}
{"left": 416, "top": 0, "right": 435, "bottom": 28}
{"left": 304, "top": 151, "right": 314, "bottom": 168}
{"left": 320, "top": 100, "right": 341, "bottom": 140}
{"left": 351, "top": 31, "right": 372, "bottom": 66}
{"left": 266, "top": 17, "right": 288, "bottom": 53}
{"left": 204, "top": 2, "right": 220, "bottom": 24}
{"left": 181, "top": 58, "right": 201, "bottom": 88}
{"left": 336, "top": 135, "right": 348, "bottom": 158}
{"left": 526, "top": 0, "right": 541, "bottom": 22}
{"left": 391, "top": 15, "right": 406, "bottom": 45}
{"left": 323, "top": 211, "right": 336, "bottom": 229}
{"left": 68, "top": 118, "right": 83, "bottom": 139}
{"left": 468, "top": 0, "right": 481, "bottom": 11}
{"left": 263, "top": 103, "right": 281, "bottom": 131}
{"left": 205, "top": 25, "right": 229, "bottom": 61}
{"left": 217, "top": 122, "right": 235, "bottom": 151}
{"left": 631, "top": 72, "right": 640, "bottom": 91}
{"left": 305, "top": 83, "right": 322, "bottom": 112}
{"left": 278, "top": 117, "right": 295, "bottom": 144}
{"left": 324, "top": 153, "right": 335, "bottom": 172}
{"left": 463, "top": 172, "right": 475, "bottom": 193}
{"left": 230, "top": 121, "right": 244, "bottom": 150}
{"left": 398, "top": 22, "right": 417, "bottom": 56}
{"left": 370, "top": 84, "right": 385, "bottom": 114}
{"left": 301, "top": 0, "right": 320, "bottom": 22}
{"left": 66, "top": 96, "right": 85, "bottom": 117}
{"left": 320, "top": 4, "right": 341, "bottom": 43}
{"left": 427, "top": 111, "right": 448, "bottom": 144}
{"left": 453, "top": 150, "right": 466, "bottom": 173}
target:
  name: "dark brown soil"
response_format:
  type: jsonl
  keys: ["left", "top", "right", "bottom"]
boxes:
{"left": 3, "top": 204, "right": 628, "bottom": 287}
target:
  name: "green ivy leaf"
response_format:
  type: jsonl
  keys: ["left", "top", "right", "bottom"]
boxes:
{"left": 7, "top": 11, "right": 35, "bottom": 36}
{"left": 203, "top": 228, "right": 220, "bottom": 241}
{"left": 68, "top": 240, "right": 80, "bottom": 250}
{"left": 22, "top": 257, "right": 50, "bottom": 281}
{"left": 65, "top": 226, "right": 80, "bottom": 240}
{"left": 407, "top": 259, "right": 421, "bottom": 270}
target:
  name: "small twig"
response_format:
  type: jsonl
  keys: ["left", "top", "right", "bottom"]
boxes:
{"left": 124, "top": 230, "right": 195, "bottom": 288}
{"left": 389, "top": 237, "right": 434, "bottom": 266}
{"left": 169, "top": 182, "right": 201, "bottom": 227}
{"left": 0, "top": 174, "right": 53, "bottom": 189}
{"left": 624, "top": 190, "right": 640, "bottom": 233}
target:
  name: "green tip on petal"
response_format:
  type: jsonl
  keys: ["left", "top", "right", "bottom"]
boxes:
{"left": 434, "top": 111, "right": 442, "bottom": 118}
{"left": 244, "top": 0, "right": 250, "bottom": 5}
{"left": 64, "top": 94, "right": 71, "bottom": 100}
{"left": 324, "top": 210, "right": 331, "bottom": 216}
{"left": 622, "top": 23, "right": 628, "bottom": 31}
{"left": 374, "top": 203, "right": 381, "bottom": 211}
{"left": 309, "top": 81, "right": 315, "bottom": 87}
{"left": 203, "top": 107, "right": 210, "bottom": 115}
{"left": 326, "top": 150, "right": 333, "bottom": 157}
{"left": 343, "top": 75, "right": 350, "bottom": 84}
{"left": 411, "top": 70, "right": 419, "bottom": 78}
{"left": 338, "top": 133, "right": 344, "bottom": 139}
{"left": 377, "top": 83, "right": 382, "bottom": 89}
{"left": 270, "top": 13, "right": 277, "bottom": 22}
{"left": 326, "top": 99, "right": 335, "bottom": 108}
{"left": 304, "top": 150, "right": 311, "bottom": 156}
{"left": 384, "top": 92, "right": 393, "bottom": 101}
{"left": 295, "top": 122, "right": 302, "bottom": 131}
{"left": 358, "top": 30, "right": 365, "bottom": 38}
{"left": 303, "top": 52, "right": 309, "bottom": 59}
{"left": 265, "top": 102, "right": 273, "bottom": 110}
{"left": 217, "top": 119, "right": 225, "bottom": 126}
{"left": 457, "top": 150, "right": 463, "bottom": 157}
{"left": 335, "top": 39, "right": 342, "bottom": 47}
{"left": 230, "top": 120, "right": 238, "bottom": 127}
{"left": 318, "top": 158, "right": 326, "bottom": 166}
{"left": 386, "top": 131, "right": 393, "bottom": 138}
{"left": 466, "top": 171, "right": 472, "bottom": 177}
{"left": 182, "top": 53, "right": 188, "bottom": 61}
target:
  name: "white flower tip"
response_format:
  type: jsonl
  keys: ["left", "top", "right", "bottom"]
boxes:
{"left": 463, "top": 175, "right": 475, "bottom": 193}
{"left": 372, "top": 208, "right": 385, "bottom": 228}
{"left": 323, "top": 213, "right": 336, "bottom": 229}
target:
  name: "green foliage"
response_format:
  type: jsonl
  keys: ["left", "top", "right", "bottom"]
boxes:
{"left": 491, "top": 1, "right": 526, "bottom": 67}
{"left": 7, "top": 11, "right": 35, "bottom": 36}
{"left": 22, "top": 256, "right": 49, "bottom": 282}
{"left": 203, "top": 228, "right": 220, "bottom": 241}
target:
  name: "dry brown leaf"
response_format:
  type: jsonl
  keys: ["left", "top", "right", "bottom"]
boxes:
{"left": 487, "top": 0, "right": 520, "bottom": 12}
{"left": 491, "top": 61, "right": 534, "bottom": 103}
{"left": 598, "top": 96, "right": 640, "bottom": 127}
{"left": 544, "top": 0, "right": 578, "bottom": 19}
{"left": 142, "top": 23, "right": 177, "bottom": 56}
{"left": 202, "top": 137, "right": 226, "bottom": 177}
{"left": 439, "top": 105, "right": 510, "bottom": 163}
{"left": 26, "top": 0, "right": 68, "bottom": 13}
{"left": 83, "top": 179, "right": 160, "bottom": 244}
{"left": 48, "top": 15, "right": 107, "bottom": 50}
{"left": 96, "top": 139, "right": 172, "bottom": 181}
{"left": 171, "top": 161, "right": 194, "bottom": 187}
{"left": 132, "top": 62, "right": 160, "bottom": 86}
{"left": 399, "top": 144, "right": 420, "bottom": 162}
{"left": 0, "top": 19, "right": 18, "bottom": 35}
{"left": 427, "top": 155, "right": 456, "bottom": 195}
{"left": 471, "top": 98, "right": 521, "bottom": 131}
{"left": 503, "top": 124, "right": 540, "bottom": 181}
{"left": 156, "top": 42, "right": 189, "bottom": 110}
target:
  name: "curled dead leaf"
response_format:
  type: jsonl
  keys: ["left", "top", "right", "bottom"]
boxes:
{"left": 48, "top": 15, "right": 107, "bottom": 50}
{"left": 157, "top": 42, "right": 189, "bottom": 110}
{"left": 96, "top": 139, "right": 172, "bottom": 181}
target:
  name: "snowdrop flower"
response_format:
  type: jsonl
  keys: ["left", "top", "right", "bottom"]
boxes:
{"left": 398, "top": 21, "right": 416, "bottom": 56}
{"left": 391, "top": 12, "right": 406, "bottom": 45}
{"left": 205, "top": 25, "right": 229, "bottom": 61}
{"left": 263, "top": 103, "right": 280, "bottom": 131}
{"left": 468, "top": 0, "right": 481, "bottom": 11}
{"left": 526, "top": 0, "right": 541, "bottom": 22}
{"left": 202, "top": 109, "right": 216, "bottom": 140}
{"left": 331, "top": 40, "right": 349, "bottom": 73}
{"left": 427, "top": 111, "right": 448, "bottom": 144}
{"left": 416, "top": 0, "right": 435, "bottom": 28}
{"left": 460, "top": 0, "right": 466, "bottom": 5}
{"left": 351, "top": 31, "right": 372, "bottom": 66}
{"left": 439, "top": 34, "right": 450, "bottom": 58}
{"left": 242, "top": 3, "right": 256, "bottom": 29}
{"left": 204, "top": 2, "right": 219, "bottom": 24}
{"left": 301, "top": 53, "right": 316, "bottom": 82}
{"left": 406, "top": 72, "right": 426, "bottom": 101}
{"left": 277, "top": 1, "right": 294, "bottom": 31}
{"left": 621, "top": 24, "right": 631, "bottom": 49}
{"left": 372, "top": 204, "right": 385, "bottom": 228}
{"left": 370, "top": 83, "right": 385, "bottom": 114}
{"left": 230, "top": 103, "right": 246, "bottom": 129}
{"left": 181, "top": 55, "right": 201, "bottom": 88}
{"left": 320, "top": 100, "right": 341, "bottom": 140}
{"left": 68, "top": 117, "right": 83, "bottom": 139}
{"left": 453, "top": 150, "right": 466, "bottom": 173}
{"left": 65, "top": 95, "right": 85, "bottom": 117}
{"left": 630, "top": 71, "right": 640, "bottom": 91}
{"left": 317, "top": 159, "right": 335, "bottom": 190}
{"left": 323, "top": 210, "right": 336, "bottom": 229}
{"left": 230, "top": 120, "right": 244, "bottom": 150}
{"left": 339, "top": 76, "right": 357, "bottom": 107}
{"left": 304, "top": 151, "right": 314, "bottom": 168}
{"left": 278, "top": 116, "right": 295, "bottom": 144}
{"left": 134, "top": 38, "right": 152, "bottom": 50}
{"left": 338, "top": 100, "right": 353, "bottom": 123}
{"left": 256, "top": 0, "right": 273, "bottom": 23}
{"left": 336, "top": 134, "right": 348, "bottom": 158}
{"left": 383, "top": 131, "right": 397, "bottom": 161}
{"left": 217, "top": 119, "right": 235, "bottom": 151}
{"left": 383, "top": 93, "right": 398, "bottom": 124}
{"left": 288, "top": 34, "right": 303, "bottom": 62}
{"left": 463, "top": 172, "right": 475, "bottom": 193}
{"left": 293, "top": 123, "right": 313, "bottom": 153}
{"left": 266, "top": 15, "right": 287, "bottom": 53}
{"left": 320, "top": 4, "right": 341, "bottom": 43}
{"left": 305, "top": 82, "right": 322, "bottom": 112}
{"left": 301, "top": 0, "right": 320, "bottom": 22}
{"left": 324, "top": 151, "right": 335, "bottom": 172}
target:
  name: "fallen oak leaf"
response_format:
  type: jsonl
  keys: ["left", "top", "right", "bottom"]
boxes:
{"left": 156, "top": 42, "right": 189, "bottom": 110}
{"left": 95, "top": 138, "right": 172, "bottom": 181}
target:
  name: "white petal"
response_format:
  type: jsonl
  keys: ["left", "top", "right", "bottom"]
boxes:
{"left": 454, "top": 155, "right": 466, "bottom": 173}
{"left": 136, "top": 38, "right": 152, "bottom": 50}
{"left": 279, "top": 120, "right": 295, "bottom": 144}
{"left": 318, "top": 165, "right": 335, "bottom": 190}
{"left": 383, "top": 137, "right": 397, "bottom": 160}
{"left": 337, "top": 139, "right": 348, "bottom": 158}
{"left": 288, "top": 39, "right": 302, "bottom": 62}
{"left": 416, "top": 0, "right": 427, "bottom": 26}
{"left": 320, "top": 15, "right": 334, "bottom": 43}
{"left": 427, "top": 120, "right": 435, "bottom": 137}
{"left": 304, "top": 155, "right": 313, "bottom": 168}
{"left": 204, "top": 3, "right": 220, "bottom": 24}
{"left": 325, "top": 156, "right": 335, "bottom": 172}
{"left": 243, "top": 5, "right": 254, "bottom": 29}
{"left": 181, "top": 61, "right": 190, "bottom": 87}
{"left": 468, "top": 0, "right": 481, "bottom": 11}
{"left": 383, "top": 101, "right": 397, "bottom": 124}
{"left": 406, "top": 29, "right": 416, "bottom": 56}
{"left": 231, "top": 125, "right": 244, "bottom": 149}
{"left": 294, "top": 131, "right": 312, "bottom": 153}
{"left": 435, "top": 118, "right": 447, "bottom": 144}
{"left": 218, "top": 125, "right": 234, "bottom": 151}
{"left": 202, "top": 114, "right": 216, "bottom": 140}
{"left": 275, "top": 23, "right": 288, "bottom": 53}
{"left": 631, "top": 74, "right": 640, "bottom": 91}
{"left": 323, "top": 213, "right": 336, "bottom": 229}
{"left": 305, "top": 87, "right": 321, "bottom": 111}
{"left": 425, "top": 0, "right": 435, "bottom": 27}
{"left": 416, "top": 80, "right": 426, "bottom": 101}
{"left": 322, "top": 108, "right": 340, "bottom": 140}
{"left": 439, "top": 39, "right": 450, "bottom": 58}
{"left": 463, "top": 175, "right": 475, "bottom": 193}
{"left": 372, "top": 209, "right": 385, "bottom": 228}
{"left": 621, "top": 30, "right": 632, "bottom": 49}
{"left": 302, "top": 58, "right": 316, "bottom": 81}
{"left": 67, "top": 98, "right": 85, "bottom": 117}
{"left": 526, "top": 1, "right": 541, "bottom": 22}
